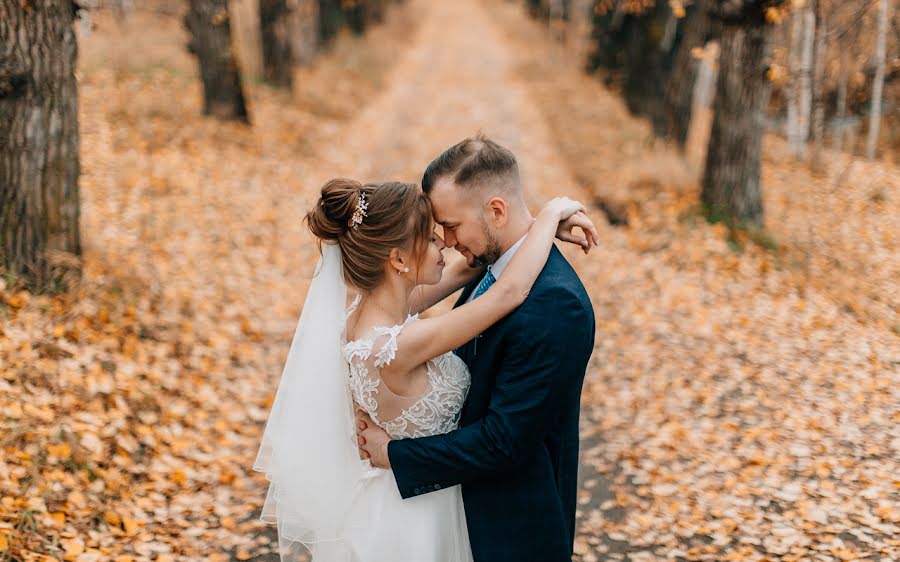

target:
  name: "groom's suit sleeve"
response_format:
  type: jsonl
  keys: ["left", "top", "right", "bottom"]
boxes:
{"left": 387, "top": 285, "right": 592, "bottom": 499}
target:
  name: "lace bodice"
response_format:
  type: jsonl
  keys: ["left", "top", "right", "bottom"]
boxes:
{"left": 342, "top": 300, "right": 471, "bottom": 439}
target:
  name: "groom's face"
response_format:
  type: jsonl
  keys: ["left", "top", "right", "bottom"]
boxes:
{"left": 428, "top": 177, "right": 502, "bottom": 268}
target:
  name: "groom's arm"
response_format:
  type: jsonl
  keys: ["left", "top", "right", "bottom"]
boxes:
{"left": 386, "top": 287, "right": 593, "bottom": 499}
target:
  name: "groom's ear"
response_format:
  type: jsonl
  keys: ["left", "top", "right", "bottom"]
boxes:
{"left": 485, "top": 197, "right": 509, "bottom": 228}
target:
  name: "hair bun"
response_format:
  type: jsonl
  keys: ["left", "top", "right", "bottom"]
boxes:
{"left": 306, "top": 178, "right": 365, "bottom": 241}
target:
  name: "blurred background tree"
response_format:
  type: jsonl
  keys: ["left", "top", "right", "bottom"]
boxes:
{"left": 567, "top": 0, "right": 896, "bottom": 227}
{"left": 184, "top": 0, "right": 250, "bottom": 121}
{"left": 260, "top": 0, "right": 297, "bottom": 88}
{"left": 700, "top": 0, "right": 788, "bottom": 228}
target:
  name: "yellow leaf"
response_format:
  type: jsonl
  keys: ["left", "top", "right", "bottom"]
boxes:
{"left": 104, "top": 511, "right": 122, "bottom": 526}
{"left": 47, "top": 443, "right": 72, "bottom": 460}
{"left": 171, "top": 470, "right": 187, "bottom": 486}
{"left": 122, "top": 518, "right": 140, "bottom": 534}
{"left": 61, "top": 537, "right": 84, "bottom": 559}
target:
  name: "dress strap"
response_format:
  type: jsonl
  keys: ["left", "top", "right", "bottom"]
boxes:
{"left": 345, "top": 293, "right": 362, "bottom": 320}
{"left": 373, "top": 314, "right": 418, "bottom": 368}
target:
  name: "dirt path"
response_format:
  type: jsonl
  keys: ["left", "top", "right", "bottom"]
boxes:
{"left": 308, "top": 0, "right": 590, "bottom": 206}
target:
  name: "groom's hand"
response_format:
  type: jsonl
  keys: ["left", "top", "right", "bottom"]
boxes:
{"left": 356, "top": 407, "right": 392, "bottom": 468}
{"left": 557, "top": 211, "right": 599, "bottom": 254}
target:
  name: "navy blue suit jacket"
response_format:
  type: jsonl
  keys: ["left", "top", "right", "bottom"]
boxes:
{"left": 388, "top": 245, "right": 596, "bottom": 562}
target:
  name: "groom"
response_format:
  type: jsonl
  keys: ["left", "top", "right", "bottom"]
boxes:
{"left": 358, "top": 135, "right": 596, "bottom": 562}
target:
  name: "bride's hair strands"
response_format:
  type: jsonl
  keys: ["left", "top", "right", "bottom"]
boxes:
{"left": 306, "top": 178, "right": 433, "bottom": 292}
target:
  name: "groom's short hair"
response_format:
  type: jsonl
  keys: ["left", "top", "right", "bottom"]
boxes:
{"left": 422, "top": 134, "right": 521, "bottom": 197}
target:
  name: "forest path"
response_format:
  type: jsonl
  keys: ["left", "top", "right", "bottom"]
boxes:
{"left": 308, "top": 0, "right": 592, "bottom": 207}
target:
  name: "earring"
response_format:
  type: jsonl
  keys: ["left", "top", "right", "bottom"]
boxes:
{"left": 403, "top": 267, "right": 410, "bottom": 273}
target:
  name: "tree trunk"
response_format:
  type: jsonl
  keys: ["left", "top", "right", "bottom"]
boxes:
{"left": 701, "top": 22, "right": 770, "bottom": 227}
{"left": 620, "top": 1, "right": 678, "bottom": 136}
{"left": 587, "top": 2, "right": 626, "bottom": 74}
{"left": 866, "top": 0, "right": 888, "bottom": 159}
{"left": 292, "top": 0, "right": 321, "bottom": 65}
{"left": 833, "top": 47, "right": 849, "bottom": 153}
{"left": 526, "top": 0, "right": 548, "bottom": 19}
{"left": 260, "top": 0, "right": 294, "bottom": 88}
{"left": 796, "top": 7, "right": 814, "bottom": 155}
{"left": 318, "top": 0, "right": 344, "bottom": 44}
{"left": 664, "top": 0, "right": 716, "bottom": 149}
{"left": 0, "top": 0, "right": 82, "bottom": 290}
{"left": 344, "top": 1, "right": 366, "bottom": 34}
{"left": 785, "top": 11, "right": 802, "bottom": 154}
{"left": 810, "top": 0, "right": 827, "bottom": 169}
{"left": 365, "top": 0, "right": 386, "bottom": 25}
{"left": 185, "top": 0, "right": 249, "bottom": 122}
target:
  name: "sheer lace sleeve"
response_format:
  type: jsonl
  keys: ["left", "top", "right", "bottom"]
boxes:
{"left": 344, "top": 317, "right": 427, "bottom": 434}
{"left": 343, "top": 314, "right": 471, "bottom": 439}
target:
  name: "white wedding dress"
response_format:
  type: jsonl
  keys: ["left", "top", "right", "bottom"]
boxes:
{"left": 254, "top": 244, "right": 474, "bottom": 562}
{"left": 338, "top": 296, "right": 474, "bottom": 562}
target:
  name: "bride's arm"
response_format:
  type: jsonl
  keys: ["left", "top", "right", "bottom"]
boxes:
{"left": 384, "top": 197, "right": 586, "bottom": 375}
{"left": 408, "top": 255, "right": 483, "bottom": 314}
{"left": 408, "top": 211, "right": 599, "bottom": 314}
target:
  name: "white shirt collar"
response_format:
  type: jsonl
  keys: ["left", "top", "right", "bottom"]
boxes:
{"left": 488, "top": 234, "right": 527, "bottom": 280}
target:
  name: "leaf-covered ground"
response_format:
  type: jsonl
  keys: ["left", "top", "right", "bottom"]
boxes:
{"left": 1, "top": 1, "right": 897, "bottom": 561}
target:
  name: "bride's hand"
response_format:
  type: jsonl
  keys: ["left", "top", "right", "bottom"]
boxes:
{"left": 557, "top": 211, "right": 599, "bottom": 254}
{"left": 540, "top": 196, "right": 585, "bottom": 222}
{"left": 538, "top": 198, "right": 599, "bottom": 254}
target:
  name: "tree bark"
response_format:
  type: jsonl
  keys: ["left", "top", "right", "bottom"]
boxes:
{"left": 866, "top": 0, "right": 888, "bottom": 159}
{"left": 185, "top": 0, "right": 249, "bottom": 122}
{"left": 810, "top": 0, "right": 827, "bottom": 168}
{"left": 797, "top": 7, "right": 814, "bottom": 154}
{"left": 701, "top": 20, "right": 770, "bottom": 227}
{"left": 664, "top": 0, "right": 716, "bottom": 149}
{"left": 292, "top": 0, "right": 321, "bottom": 65}
{"left": 620, "top": 1, "right": 678, "bottom": 136}
{"left": 785, "top": 11, "right": 802, "bottom": 154}
{"left": 587, "top": 2, "right": 626, "bottom": 74}
{"left": 833, "top": 47, "right": 849, "bottom": 152}
{"left": 260, "top": 0, "right": 294, "bottom": 88}
{"left": 318, "top": 0, "right": 344, "bottom": 44}
{"left": 0, "top": 0, "right": 82, "bottom": 290}
{"left": 344, "top": 0, "right": 367, "bottom": 34}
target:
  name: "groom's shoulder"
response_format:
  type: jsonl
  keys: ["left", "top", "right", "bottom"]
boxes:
{"left": 512, "top": 247, "right": 591, "bottom": 320}
{"left": 531, "top": 246, "right": 588, "bottom": 299}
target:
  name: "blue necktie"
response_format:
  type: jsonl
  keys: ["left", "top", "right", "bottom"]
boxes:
{"left": 471, "top": 269, "right": 496, "bottom": 301}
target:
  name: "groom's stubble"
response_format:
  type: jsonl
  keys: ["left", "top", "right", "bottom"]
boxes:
{"left": 469, "top": 218, "right": 504, "bottom": 268}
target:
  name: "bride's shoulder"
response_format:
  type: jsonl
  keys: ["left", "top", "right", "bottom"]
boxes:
{"left": 344, "top": 310, "right": 418, "bottom": 346}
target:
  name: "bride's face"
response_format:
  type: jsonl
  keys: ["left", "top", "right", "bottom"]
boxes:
{"left": 412, "top": 229, "right": 447, "bottom": 285}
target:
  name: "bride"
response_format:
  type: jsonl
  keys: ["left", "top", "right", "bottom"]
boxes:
{"left": 254, "top": 178, "right": 590, "bottom": 562}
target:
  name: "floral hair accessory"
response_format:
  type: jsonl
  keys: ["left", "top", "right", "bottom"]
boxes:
{"left": 348, "top": 191, "right": 368, "bottom": 230}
